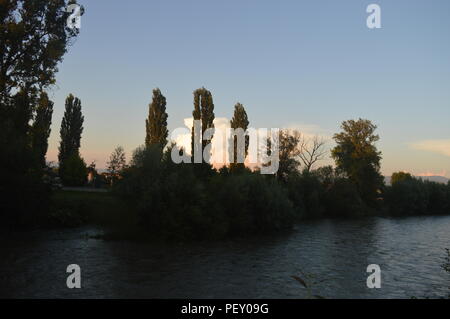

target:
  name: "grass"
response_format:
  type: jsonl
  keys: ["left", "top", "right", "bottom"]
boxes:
{"left": 50, "top": 190, "right": 140, "bottom": 237}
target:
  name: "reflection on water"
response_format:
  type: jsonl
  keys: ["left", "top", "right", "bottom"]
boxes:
{"left": 1, "top": 216, "right": 449, "bottom": 298}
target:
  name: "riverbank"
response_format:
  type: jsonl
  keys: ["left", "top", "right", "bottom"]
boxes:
{"left": 46, "top": 189, "right": 450, "bottom": 243}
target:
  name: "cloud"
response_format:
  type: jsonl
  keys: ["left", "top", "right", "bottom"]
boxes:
{"left": 417, "top": 170, "right": 448, "bottom": 177}
{"left": 285, "top": 123, "right": 332, "bottom": 141}
{"left": 410, "top": 139, "right": 450, "bottom": 157}
{"left": 170, "top": 117, "right": 231, "bottom": 166}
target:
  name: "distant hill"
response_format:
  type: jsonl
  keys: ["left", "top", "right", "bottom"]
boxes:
{"left": 418, "top": 176, "right": 450, "bottom": 184}
{"left": 385, "top": 175, "right": 449, "bottom": 185}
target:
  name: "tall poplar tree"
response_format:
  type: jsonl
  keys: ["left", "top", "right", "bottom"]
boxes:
{"left": 31, "top": 92, "right": 54, "bottom": 168}
{"left": 58, "top": 94, "right": 84, "bottom": 165}
{"left": 229, "top": 103, "right": 249, "bottom": 171}
{"left": 145, "top": 88, "right": 168, "bottom": 148}
{"left": 191, "top": 87, "right": 215, "bottom": 165}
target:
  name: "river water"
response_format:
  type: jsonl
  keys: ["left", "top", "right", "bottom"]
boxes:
{"left": 1, "top": 216, "right": 449, "bottom": 298}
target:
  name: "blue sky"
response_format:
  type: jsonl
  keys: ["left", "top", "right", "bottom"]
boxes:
{"left": 47, "top": 0, "right": 450, "bottom": 176}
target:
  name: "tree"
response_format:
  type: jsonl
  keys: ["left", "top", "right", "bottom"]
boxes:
{"left": 191, "top": 87, "right": 215, "bottom": 175}
{"left": 145, "top": 88, "right": 168, "bottom": 148}
{"left": 107, "top": 146, "right": 127, "bottom": 185}
{"left": 277, "top": 129, "right": 302, "bottom": 182}
{"left": 59, "top": 152, "right": 87, "bottom": 187}
{"left": 391, "top": 171, "right": 413, "bottom": 185}
{"left": 0, "top": 0, "right": 82, "bottom": 223}
{"left": 31, "top": 92, "right": 54, "bottom": 168}
{"left": 0, "top": 0, "right": 82, "bottom": 105}
{"left": 331, "top": 119, "right": 384, "bottom": 207}
{"left": 229, "top": 103, "right": 249, "bottom": 171}
{"left": 299, "top": 135, "right": 327, "bottom": 172}
{"left": 58, "top": 94, "right": 84, "bottom": 165}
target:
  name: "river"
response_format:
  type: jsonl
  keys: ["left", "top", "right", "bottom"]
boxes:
{"left": 1, "top": 216, "right": 449, "bottom": 298}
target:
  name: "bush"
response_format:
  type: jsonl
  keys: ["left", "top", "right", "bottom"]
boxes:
{"left": 115, "top": 146, "right": 221, "bottom": 240}
{"left": 286, "top": 166, "right": 367, "bottom": 219}
{"left": 210, "top": 172, "right": 296, "bottom": 235}
{"left": 114, "top": 145, "right": 296, "bottom": 240}
{"left": 385, "top": 177, "right": 449, "bottom": 216}
{"left": 324, "top": 178, "right": 368, "bottom": 218}
{"left": 285, "top": 171, "right": 325, "bottom": 219}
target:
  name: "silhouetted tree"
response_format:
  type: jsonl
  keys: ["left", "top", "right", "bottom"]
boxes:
{"left": 331, "top": 119, "right": 384, "bottom": 207}
{"left": 58, "top": 94, "right": 84, "bottom": 166}
{"left": 0, "top": 0, "right": 82, "bottom": 224}
{"left": 0, "top": 0, "right": 82, "bottom": 105}
{"left": 145, "top": 88, "right": 168, "bottom": 148}
{"left": 277, "top": 130, "right": 302, "bottom": 182}
{"left": 107, "top": 146, "right": 127, "bottom": 185}
{"left": 391, "top": 171, "right": 413, "bottom": 185}
{"left": 191, "top": 88, "right": 215, "bottom": 176}
{"left": 229, "top": 103, "right": 249, "bottom": 171}
{"left": 31, "top": 92, "right": 54, "bottom": 168}
{"left": 299, "top": 135, "right": 327, "bottom": 172}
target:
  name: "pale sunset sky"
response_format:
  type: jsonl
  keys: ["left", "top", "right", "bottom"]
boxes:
{"left": 46, "top": 0, "right": 450, "bottom": 177}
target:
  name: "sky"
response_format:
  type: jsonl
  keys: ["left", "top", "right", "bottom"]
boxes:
{"left": 46, "top": 0, "right": 450, "bottom": 177}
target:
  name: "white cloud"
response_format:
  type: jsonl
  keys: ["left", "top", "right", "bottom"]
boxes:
{"left": 170, "top": 117, "right": 231, "bottom": 165}
{"left": 285, "top": 123, "right": 332, "bottom": 141}
{"left": 410, "top": 139, "right": 450, "bottom": 157}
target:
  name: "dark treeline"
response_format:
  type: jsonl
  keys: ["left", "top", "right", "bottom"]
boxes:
{"left": 111, "top": 88, "right": 450, "bottom": 240}
{"left": 386, "top": 172, "right": 450, "bottom": 216}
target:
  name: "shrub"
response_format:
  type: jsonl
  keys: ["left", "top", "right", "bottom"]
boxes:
{"left": 385, "top": 177, "right": 449, "bottom": 216}
{"left": 324, "top": 178, "right": 367, "bottom": 218}
{"left": 115, "top": 145, "right": 297, "bottom": 240}
{"left": 210, "top": 172, "right": 296, "bottom": 235}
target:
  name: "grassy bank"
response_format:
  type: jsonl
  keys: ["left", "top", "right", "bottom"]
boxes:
{"left": 50, "top": 190, "right": 139, "bottom": 239}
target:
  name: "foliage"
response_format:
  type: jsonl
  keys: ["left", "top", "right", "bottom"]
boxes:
{"left": 59, "top": 153, "right": 87, "bottom": 187}
{"left": 331, "top": 119, "right": 384, "bottom": 207}
{"left": 210, "top": 171, "right": 296, "bottom": 235}
{"left": 49, "top": 190, "right": 134, "bottom": 229}
{"left": 229, "top": 102, "right": 249, "bottom": 171}
{"left": 0, "top": 0, "right": 81, "bottom": 104}
{"left": 284, "top": 166, "right": 368, "bottom": 219}
{"left": 391, "top": 171, "right": 414, "bottom": 185}
{"left": 191, "top": 87, "right": 215, "bottom": 177}
{"left": 114, "top": 146, "right": 296, "bottom": 240}
{"left": 385, "top": 176, "right": 450, "bottom": 216}
{"left": 276, "top": 129, "right": 302, "bottom": 182}
{"left": 58, "top": 94, "right": 84, "bottom": 165}
{"left": 0, "top": 0, "right": 81, "bottom": 226}
{"left": 284, "top": 171, "right": 322, "bottom": 219}
{"left": 31, "top": 92, "right": 54, "bottom": 168}
{"left": 115, "top": 145, "right": 211, "bottom": 240}
{"left": 107, "top": 146, "right": 127, "bottom": 185}
{"left": 145, "top": 88, "right": 168, "bottom": 148}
